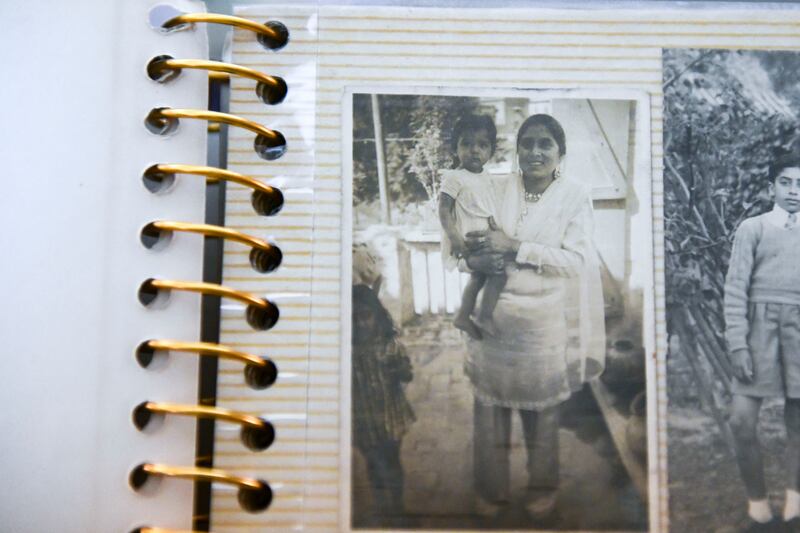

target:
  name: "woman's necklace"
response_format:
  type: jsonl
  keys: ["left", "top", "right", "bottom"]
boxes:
{"left": 523, "top": 176, "right": 553, "bottom": 203}
{"left": 519, "top": 176, "right": 553, "bottom": 230}
{"left": 525, "top": 190, "right": 543, "bottom": 203}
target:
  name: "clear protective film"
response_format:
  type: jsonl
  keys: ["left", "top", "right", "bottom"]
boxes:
{"left": 211, "top": 2, "right": 800, "bottom": 533}
{"left": 210, "top": 4, "right": 319, "bottom": 531}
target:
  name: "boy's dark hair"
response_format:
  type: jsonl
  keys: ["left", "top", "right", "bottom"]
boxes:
{"left": 451, "top": 113, "right": 498, "bottom": 156}
{"left": 769, "top": 153, "right": 800, "bottom": 181}
{"left": 352, "top": 284, "right": 396, "bottom": 341}
{"left": 516, "top": 113, "right": 567, "bottom": 156}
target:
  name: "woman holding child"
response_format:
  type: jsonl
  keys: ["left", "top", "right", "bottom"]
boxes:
{"left": 457, "top": 113, "right": 606, "bottom": 521}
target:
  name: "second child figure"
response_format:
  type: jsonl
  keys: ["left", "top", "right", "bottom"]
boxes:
{"left": 726, "top": 155, "right": 800, "bottom": 533}
{"left": 439, "top": 114, "right": 506, "bottom": 340}
{"left": 352, "top": 284, "right": 415, "bottom": 526}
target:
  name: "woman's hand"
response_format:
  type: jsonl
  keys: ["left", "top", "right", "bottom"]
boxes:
{"left": 466, "top": 218, "right": 519, "bottom": 256}
{"left": 465, "top": 251, "right": 506, "bottom": 275}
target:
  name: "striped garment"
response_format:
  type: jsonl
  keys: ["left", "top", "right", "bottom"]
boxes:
{"left": 352, "top": 338, "right": 416, "bottom": 449}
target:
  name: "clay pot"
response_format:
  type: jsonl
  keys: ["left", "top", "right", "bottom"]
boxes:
{"left": 601, "top": 336, "right": 646, "bottom": 394}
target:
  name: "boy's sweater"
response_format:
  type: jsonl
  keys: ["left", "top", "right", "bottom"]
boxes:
{"left": 724, "top": 208, "right": 800, "bottom": 352}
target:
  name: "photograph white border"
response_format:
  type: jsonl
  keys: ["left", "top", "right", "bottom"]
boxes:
{"left": 340, "top": 85, "right": 656, "bottom": 533}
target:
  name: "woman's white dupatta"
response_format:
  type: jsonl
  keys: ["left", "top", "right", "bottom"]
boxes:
{"left": 497, "top": 167, "right": 607, "bottom": 388}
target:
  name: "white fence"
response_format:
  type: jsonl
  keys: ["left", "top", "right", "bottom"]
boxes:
{"left": 398, "top": 233, "right": 471, "bottom": 319}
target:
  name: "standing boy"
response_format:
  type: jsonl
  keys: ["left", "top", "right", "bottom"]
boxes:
{"left": 726, "top": 155, "right": 800, "bottom": 532}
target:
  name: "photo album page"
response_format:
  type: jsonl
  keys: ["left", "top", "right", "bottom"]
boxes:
{"left": 220, "top": 3, "right": 800, "bottom": 532}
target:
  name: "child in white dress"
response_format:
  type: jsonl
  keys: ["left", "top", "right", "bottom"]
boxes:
{"left": 438, "top": 114, "right": 505, "bottom": 339}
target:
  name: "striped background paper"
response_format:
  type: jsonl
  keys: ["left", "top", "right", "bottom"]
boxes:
{"left": 211, "top": 3, "right": 800, "bottom": 531}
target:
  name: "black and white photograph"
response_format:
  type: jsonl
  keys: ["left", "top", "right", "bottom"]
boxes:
{"left": 665, "top": 48, "right": 800, "bottom": 533}
{"left": 344, "top": 89, "right": 653, "bottom": 531}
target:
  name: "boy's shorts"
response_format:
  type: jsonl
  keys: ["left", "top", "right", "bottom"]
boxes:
{"left": 732, "top": 302, "right": 800, "bottom": 398}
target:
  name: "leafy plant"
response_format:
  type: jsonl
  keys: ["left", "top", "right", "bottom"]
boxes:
{"left": 664, "top": 48, "right": 800, "bottom": 409}
{"left": 352, "top": 94, "right": 480, "bottom": 213}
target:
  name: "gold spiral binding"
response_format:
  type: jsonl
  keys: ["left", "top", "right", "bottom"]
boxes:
{"left": 142, "top": 279, "right": 267, "bottom": 308}
{"left": 147, "top": 56, "right": 287, "bottom": 105}
{"left": 133, "top": 402, "right": 275, "bottom": 451}
{"left": 142, "top": 221, "right": 281, "bottom": 273}
{"left": 136, "top": 340, "right": 277, "bottom": 390}
{"left": 161, "top": 12, "right": 288, "bottom": 50}
{"left": 143, "top": 7, "right": 288, "bottom": 525}
{"left": 139, "top": 340, "right": 268, "bottom": 368}
{"left": 208, "top": 71, "right": 229, "bottom": 82}
{"left": 136, "top": 401, "right": 267, "bottom": 430}
{"left": 144, "top": 220, "right": 272, "bottom": 251}
{"left": 130, "top": 526, "right": 208, "bottom": 533}
{"left": 135, "top": 463, "right": 262, "bottom": 489}
{"left": 142, "top": 164, "right": 284, "bottom": 216}
{"left": 138, "top": 278, "right": 279, "bottom": 331}
{"left": 130, "top": 464, "right": 272, "bottom": 512}
{"left": 145, "top": 108, "right": 286, "bottom": 160}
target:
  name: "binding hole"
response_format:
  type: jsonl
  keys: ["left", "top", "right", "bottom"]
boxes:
{"left": 138, "top": 279, "right": 169, "bottom": 308}
{"left": 129, "top": 464, "right": 153, "bottom": 491}
{"left": 136, "top": 341, "right": 156, "bottom": 368}
{"left": 132, "top": 402, "right": 155, "bottom": 431}
{"left": 249, "top": 246, "right": 282, "bottom": 273}
{"left": 241, "top": 420, "right": 275, "bottom": 451}
{"left": 251, "top": 188, "right": 284, "bottom": 216}
{"left": 246, "top": 300, "right": 279, "bottom": 330}
{"left": 257, "top": 21, "right": 289, "bottom": 51}
{"left": 244, "top": 359, "right": 278, "bottom": 390}
{"left": 145, "top": 107, "right": 179, "bottom": 135}
{"left": 146, "top": 54, "right": 180, "bottom": 82}
{"left": 238, "top": 480, "right": 272, "bottom": 512}
{"left": 135, "top": 341, "right": 169, "bottom": 371}
{"left": 256, "top": 77, "right": 288, "bottom": 105}
{"left": 142, "top": 164, "right": 176, "bottom": 194}
{"left": 254, "top": 132, "right": 287, "bottom": 161}
{"left": 140, "top": 223, "right": 171, "bottom": 250}
{"left": 132, "top": 402, "right": 152, "bottom": 430}
{"left": 149, "top": 4, "right": 185, "bottom": 31}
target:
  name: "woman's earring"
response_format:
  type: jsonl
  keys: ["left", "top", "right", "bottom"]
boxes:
{"left": 554, "top": 167, "right": 561, "bottom": 179}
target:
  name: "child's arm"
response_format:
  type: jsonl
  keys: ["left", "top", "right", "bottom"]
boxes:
{"left": 724, "top": 219, "right": 758, "bottom": 382}
{"left": 439, "top": 193, "right": 466, "bottom": 257}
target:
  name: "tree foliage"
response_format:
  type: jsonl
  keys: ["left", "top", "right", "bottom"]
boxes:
{"left": 352, "top": 94, "right": 480, "bottom": 212}
{"left": 665, "top": 50, "right": 799, "bottom": 316}
{"left": 664, "top": 49, "right": 800, "bottom": 406}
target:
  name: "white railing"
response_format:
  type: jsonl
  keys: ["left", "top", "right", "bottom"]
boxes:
{"left": 398, "top": 232, "right": 471, "bottom": 319}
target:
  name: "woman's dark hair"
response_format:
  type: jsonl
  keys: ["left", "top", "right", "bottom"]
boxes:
{"left": 769, "top": 153, "right": 800, "bottom": 181}
{"left": 352, "top": 284, "right": 396, "bottom": 341}
{"left": 516, "top": 113, "right": 566, "bottom": 156}
{"left": 451, "top": 114, "right": 498, "bottom": 156}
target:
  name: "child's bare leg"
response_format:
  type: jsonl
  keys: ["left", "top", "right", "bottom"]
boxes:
{"left": 475, "top": 273, "right": 507, "bottom": 337}
{"left": 785, "top": 398, "right": 800, "bottom": 520}
{"left": 730, "top": 394, "right": 772, "bottom": 522}
{"left": 455, "top": 274, "right": 486, "bottom": 340}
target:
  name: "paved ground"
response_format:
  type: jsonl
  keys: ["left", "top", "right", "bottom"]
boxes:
{"left": 353, "top": 315, "right": 648, "bottom": 530}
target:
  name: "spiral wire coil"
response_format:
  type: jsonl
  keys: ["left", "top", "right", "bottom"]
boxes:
{"left": 131, "top": 7, "right": 289, "bottom": 531}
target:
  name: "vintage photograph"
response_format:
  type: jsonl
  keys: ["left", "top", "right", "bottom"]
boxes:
{"left": 665, "top": 49, "right": 800, "bottom": 533}
{"left": 345, "top": 89, "right": 652, "bottom": 531}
